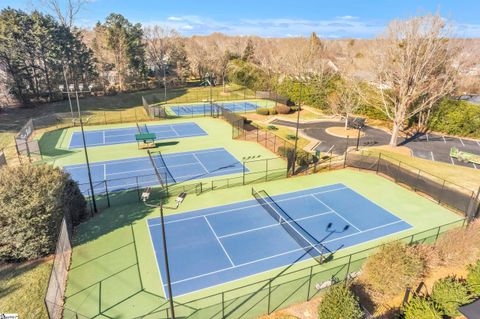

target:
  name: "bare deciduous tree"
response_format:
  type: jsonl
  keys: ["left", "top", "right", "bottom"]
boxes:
{"left": 368, "top": 14, "right": 459, "bottom": 145}
{"left": 328, "top": 78, "right": 360, "bottom": 129}
{"left": 40, "top": 0, "right": 86, "bottom": 28}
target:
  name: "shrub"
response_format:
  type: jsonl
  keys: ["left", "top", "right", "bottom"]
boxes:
{"left": 277, "top": 146, "right": 295, "bottom": 159}
{"left": 431, "top": 277, "right": 472, "bottom": 317}
{"left": 290, "top": 106, "right": 299, "bottom": 112}
{"left": 268, "top": 108, "right": 277, "bottom": 115}
{"left": 256, "top": 107, "right": 270, "bottom": 115}
{"left": 0, "top": 164, "right": 87, "bottom": 261}
{"left": 467, "top": 260, "right": 480, "bottom": 297}
{"left": 403, "top": 295, "right": 442, "bottom": 319}
{"left": 295, "top": 150, "right": 313, "bottom": 167}
{"left": 317, "top": 285, "right": 363, "bottom": 319}
{"left": 286, "top": 134, "right": 297, "bottom": 141}
{"left": 274, "top": 104, "right": 291, "bottom": 114}
{"left": 267, "top": 125, "right": 278, "bottom": 131}
{"left": 361, "top": 242, "right": 425, "bottom": 301}
{"left": 429, "top": 99, "right": 480, "bottom": 138}
{"left": 434, "top": 220, "right": 480, "bottom": 267}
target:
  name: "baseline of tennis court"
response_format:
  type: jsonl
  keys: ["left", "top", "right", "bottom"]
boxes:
{"left": 68, "top": 122, "right": 207, "bottom": 149}
{"left": 170, "top": 101, "right": 259, "bottom": 116}
{"left": 64, "top": 147, "right": 246, "bottom": 194}
{"left": 147, "top": 183, "right": 412, "bottom": 298}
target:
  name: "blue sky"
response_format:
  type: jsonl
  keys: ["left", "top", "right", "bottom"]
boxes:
{"left": 1, "top": 0, "right": 479, "bottom": 38}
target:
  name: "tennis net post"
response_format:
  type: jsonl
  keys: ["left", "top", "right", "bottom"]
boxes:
{"left": 147, "top": 149, "right": 166, "bottom": 190}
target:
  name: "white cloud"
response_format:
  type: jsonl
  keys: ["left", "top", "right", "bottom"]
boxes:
{"left": 142, "top": 15, "right": 386, "bottom": 38}
{"left": 337, "top": 15, "right": 358, "bottom": 20}
{"left": 167, "top": 16, "right": 183, "bottom": 21}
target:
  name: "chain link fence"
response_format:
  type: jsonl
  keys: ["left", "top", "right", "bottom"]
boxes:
{"left": 345, "top": 152, "right": 480, "bottom": 219}
{"left": 44, "top": 215, "right": 73, "bottom": 319}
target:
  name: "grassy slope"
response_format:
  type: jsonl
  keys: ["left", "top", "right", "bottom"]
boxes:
{"left": 0, "top": 258, "right": 52, "bottom": 319}
{"left": 365, "top": 147, "right": 480, "bottom": 192}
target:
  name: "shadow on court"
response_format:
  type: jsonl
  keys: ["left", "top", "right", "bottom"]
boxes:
{"left": 222, "top": 222, "right": 351, "bottom": 318}
{"left": 38, "top": 129, "right": 73, "bottom": 158}
{"left": 154, "top": 141, "right": 179, "bottom": 148}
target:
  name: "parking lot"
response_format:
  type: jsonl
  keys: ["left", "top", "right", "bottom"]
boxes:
{"left": 271, "top": 119, "right": 480, "bottom": 170}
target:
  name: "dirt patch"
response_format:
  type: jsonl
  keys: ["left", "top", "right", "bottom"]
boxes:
{"left": 326, "top": 126, "right": 365, "bottom": 138}
{"left": 258, "top": 296, "right": 322, "bottom": 319}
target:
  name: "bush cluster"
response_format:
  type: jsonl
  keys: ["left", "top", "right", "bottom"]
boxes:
{"left": 0, "top": 164, "right": 87, "bottom": 261}
{"left": 274, "top": 104, "right": 291, "bottom": 114}
{"left": 317, "top": 285, "right": 364, "bottom": 319}
{"left": 256, "top": 107, "right": 277, "bottom": 115}
{"left": 429, "top": 99, "right": 480, "bottom": 138}
{"left": 361, "top": 242, "right": 426, "bottom": 301}
{"left": 277, "top": 146, "right": 317, "bottom": 167}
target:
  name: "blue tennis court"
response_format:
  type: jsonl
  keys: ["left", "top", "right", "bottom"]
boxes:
{"left": 147, "top": 184, "right": 412, "bottom": 297}
{"left": 170, "top": 101, "right": 259, "bottom": 116}
{"left": 68, "top": 122, "right": 207, "bottom": 149}
{"left": 64, "top": 147, "right": 246, "bottom": 194}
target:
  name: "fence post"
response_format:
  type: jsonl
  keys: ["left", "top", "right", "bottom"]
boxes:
{"left": 435, "top": 226, "right": 441, "bottom": 241}
{"left": 105, "top": 181, "right": 111, "bottom": 208}
{"left": 413, "top": 169, "right": 421, "bottom": 192}
{"left": 222, "top": 292, "right": 225, "bottom": 319}
{"left": 376, "top": 153, "right": 381, "bottom": 174}
{"left": 345, "top": 254, "right": 352, "bottom": 284}
{"left": 243, "top": 162, "right": 246, "bottom": 185}
{"left": 267, "top": 279, "right": 272, "bottom": 314}
{"left": 136, "top": 176, "right": 140, "bottom": 201}
{"left": 438, "top": 180, "right": 446, "bottom": 204}
{"left": 265, "top": 159, "right": 269, "bottom": 181}
{"left": 306, "top": 266, "right": 313, "bottom": 301}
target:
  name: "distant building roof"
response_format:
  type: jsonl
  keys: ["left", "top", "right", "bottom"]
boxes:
{"left": 459, "top": 299, "right": 480, "bottom": 319}
{"left": 458, "top": 95, "right": 480, "bottom": 105}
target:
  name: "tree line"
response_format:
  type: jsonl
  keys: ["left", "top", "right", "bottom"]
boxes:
{"left": 0, "top": 8, "right": 477, "bottom": 145}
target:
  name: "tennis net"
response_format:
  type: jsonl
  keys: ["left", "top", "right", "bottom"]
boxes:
{"left": 136, "top": 123, "right": 149, "bottom": 134}
{"left": 252, "top": 188, "right": 329, "bottom": 263}
{"left": 147, "top": 150, "right": 166, "bottom": 189}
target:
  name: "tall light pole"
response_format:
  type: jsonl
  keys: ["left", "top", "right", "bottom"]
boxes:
{"left": 291, "top": 76, "right": 306, "bottom": 175}
{"left": 62, "top": 65, "right": 74, "bottom": 119}
{"left": 141, "top": 190, "right": 187, "bottom": 319}
{"left": 59, "top": 83, "right": 97, "bottom": 214}
{"left": 162, "top": 55, "right": 170, "bottom": 103}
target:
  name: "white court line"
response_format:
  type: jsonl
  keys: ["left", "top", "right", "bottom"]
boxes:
{"left": 459, "top": 137, "right": 465, "bottom": 146}
{"left": 442, "top": 136, "right": 446, "bottom": 143}
{"left": 102, "top": 131, "right": 106, "bottom": 144}
{"left": 170, "top": 125, "right": 180, "bottom": 136}
{"left": 204, "top": 216, "right": 235, "bottom": 267}
{"left": 311, "top": 195, "right": 362, "bottom": 232}
{"left": 430, "top": 152, "right": 435, "bottom": 161}
{"left": 218, "top": 210, "right": 335, "bottom": 239}
{"left": 168, "top": 219, "right": 406, "bottom": 286}
{"left": 473, "top": 163, "right": 478, "bottom": 169}
{"left": 450, "top": 157, "right": 455, "bottom": 165}
{"left": 66, "top": 148, "right": 226, "bottom": 169}
{"left": 192, "top": 153, "right": 209, "bottom": 173}
{"left": 477, "top": 141, "right": 480, "bottom": 148}
{"left": 426, "top": 133, "right": 429, "bottom": 142}
{"left": 103, "top": 164, "right": 107, "bottom": 180}
{"left": 145, "top": 219, "right": 168, "bottom": 298}
{"left": 149, "top": 187, "right": 348, "bottom": 227}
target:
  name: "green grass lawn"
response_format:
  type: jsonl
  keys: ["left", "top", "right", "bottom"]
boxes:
{"left": 0, "top": 258, "right": 52, "bottom": 319}
{"left": 0, "top": 84, "right": 254, "bottom": 149}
